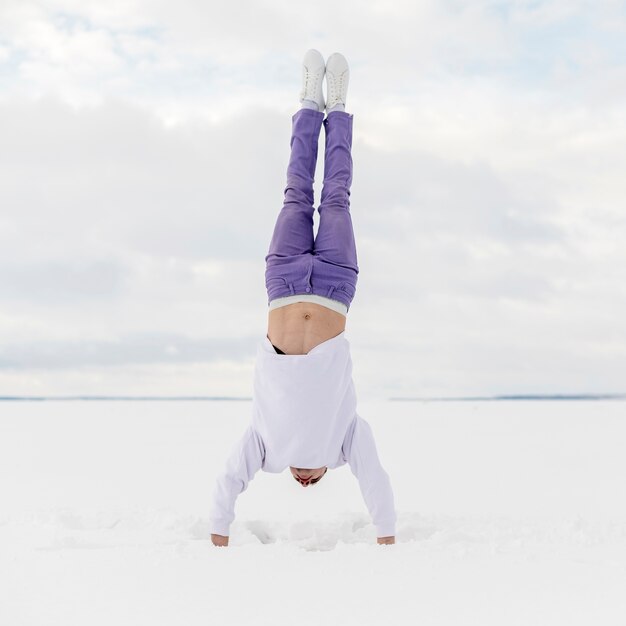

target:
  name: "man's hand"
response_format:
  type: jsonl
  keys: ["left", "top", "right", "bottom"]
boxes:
{"left": 377, "top": 536, "right": 395, "bottom": 545}
{"left": 211, "top": 534, "right": 229, "bottom": 547}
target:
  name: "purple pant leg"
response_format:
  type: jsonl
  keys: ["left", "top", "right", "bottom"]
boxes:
{"left": 313, "top": 111, "right": 359, "bottom": 305}
{"left": 265, "top": 108, "right": 324, "bottom": 301}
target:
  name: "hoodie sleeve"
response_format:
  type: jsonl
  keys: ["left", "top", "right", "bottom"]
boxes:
{"left": 342, "top": 415, "right": 397, "bottom": 538}
{"left": 209, "top": 424, "right": 265, "bottom": 537}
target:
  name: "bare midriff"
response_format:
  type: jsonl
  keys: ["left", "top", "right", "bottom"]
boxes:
{"left": 267, "top": 302, "right": 347, "bottom": 355}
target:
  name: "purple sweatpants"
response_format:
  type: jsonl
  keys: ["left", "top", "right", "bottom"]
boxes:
{"left": 264, "top": 108, "right": 359, "bottom": 312}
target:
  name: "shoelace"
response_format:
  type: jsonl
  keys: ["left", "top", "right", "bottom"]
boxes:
{"left": 328, "top": 71, "right": 346, "bottom": 105}
{"left": 302, "top": 67, "right": 321, "bottom": 97}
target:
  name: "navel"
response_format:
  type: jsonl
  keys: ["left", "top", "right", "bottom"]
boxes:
{"left": 304, "top": 313, "right": 312, "bottom": 320}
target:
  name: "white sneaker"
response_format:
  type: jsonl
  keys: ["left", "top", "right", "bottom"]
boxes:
{"left": 299, "top": 49, "right": 325, "bottom": 111}
{"left": 325, "top": 52, "right": 349, "bottom": 112}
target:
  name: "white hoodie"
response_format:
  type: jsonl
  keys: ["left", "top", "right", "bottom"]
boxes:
{"left": 208, "top": 331, "right": 397, "bottom": 538}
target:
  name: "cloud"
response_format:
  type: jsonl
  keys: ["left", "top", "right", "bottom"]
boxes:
{"left": 0, "top": 1, "right": 625, "bottom": 396}
{"left": 0, "top": 331, "right": 257, "bottom": 369}
{"left": 0, "top": 259, "right": 127, "bottom": 303}
{"left": 0, "top": 96, "right": 283, "bottom": 264}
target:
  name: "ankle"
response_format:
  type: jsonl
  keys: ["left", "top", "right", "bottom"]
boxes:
{"left": 300, "top": 99, "right": 320, "bottom": 111}
{"left": 327, "top": 103, "right": 346, "bottom": 114}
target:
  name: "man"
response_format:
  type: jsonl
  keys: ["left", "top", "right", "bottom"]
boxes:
{"left": 209, "top": 49, "right": 396, "bottom": 547}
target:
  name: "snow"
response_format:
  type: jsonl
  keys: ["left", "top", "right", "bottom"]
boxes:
{"left": 1, "top": 399, "right": 625, "bottom": 625}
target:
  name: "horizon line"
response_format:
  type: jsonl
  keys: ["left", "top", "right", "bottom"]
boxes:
{"left": 1, "top": 393, "right": 625, "bottom": 402}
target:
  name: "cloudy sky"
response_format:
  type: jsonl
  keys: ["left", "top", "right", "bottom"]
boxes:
{"left": 1, "top": 0, "right": 625, "bottom": 398}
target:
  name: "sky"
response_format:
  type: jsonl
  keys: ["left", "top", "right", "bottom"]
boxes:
{"left": 1, "top": 0, "right": 625, "bottom": 399}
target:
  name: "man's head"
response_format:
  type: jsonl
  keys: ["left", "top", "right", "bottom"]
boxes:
{"left": 289, "top": 466, "right": 328, "bottom": 488}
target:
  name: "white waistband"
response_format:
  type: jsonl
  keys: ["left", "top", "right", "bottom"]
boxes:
{"left": 268, "top": 294, "right": 348, "bottom": 316}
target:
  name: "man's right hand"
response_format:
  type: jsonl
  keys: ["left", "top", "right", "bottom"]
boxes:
{"left": 211, "top": 534, "right": 229, "bottom": 547}
{"left": 377, "top": 536, "right": 395, "bottom": 545}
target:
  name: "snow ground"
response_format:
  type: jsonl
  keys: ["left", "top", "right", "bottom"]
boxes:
{"left": 1, "top": 399, "right": 625, "bottom": 625}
